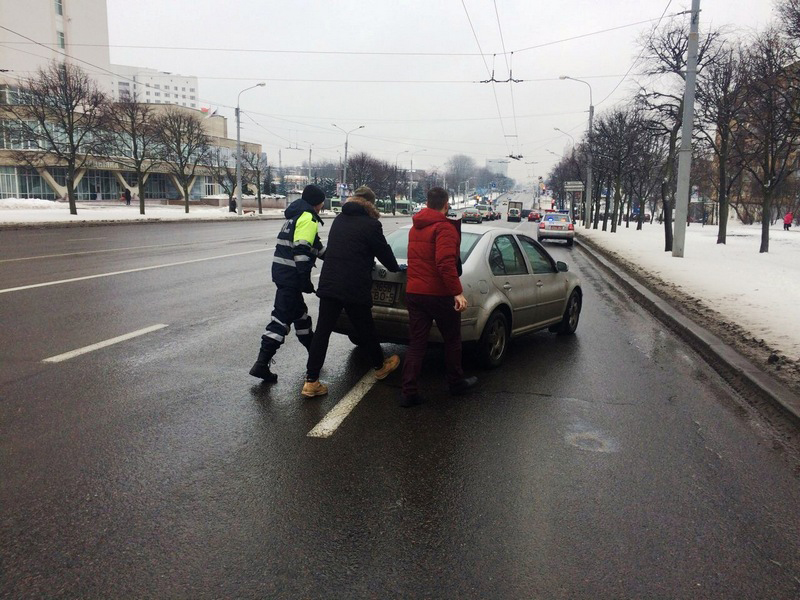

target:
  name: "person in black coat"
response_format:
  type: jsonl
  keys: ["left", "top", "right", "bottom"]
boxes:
{"left": 302, "top": 186, "right": 403, "bottom": 397}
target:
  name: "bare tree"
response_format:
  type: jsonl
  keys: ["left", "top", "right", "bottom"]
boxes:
{"left": 777, "top": 0, "right": 800, "bottom": 41}
{"left": 106, "top": 94, "right": 161, "bottom": 215}
{"left": 445, "top": 154, "right": 476, "bottom": 189}
{"left": 208, "top": 147, "right": 237, "bottom": 210}
{"left": 242, "top": 150, "right": 268, "bottom": 214}
{"left": 637, "top": 18, "right": 721, "bottom": 250}
{"left": 6, "top": 61, "right": 110, "bottom": 215}
{"left": 696, "top": 42, "right": 749, "bottom": 243}
{"left": 155, "top": 107, "right": 210, "bottom": 213}
{"left": 735, "top": 29, "right": 800, "bottom": 253}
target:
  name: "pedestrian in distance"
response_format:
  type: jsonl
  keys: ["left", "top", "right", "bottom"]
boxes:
{"left": 249, "top": 184, "right": 327, "bottom": 383}
{"left": 303, "top": 186, "right": 403, "bottom": 398}
{"left": 784, "top": 211, "right": 793, "bottom": 231}
{"left": 400, "top": 187, "right": 477, "bottom": 407}
{"left": 124, "top": 188, "right": 131, "bottom": 206}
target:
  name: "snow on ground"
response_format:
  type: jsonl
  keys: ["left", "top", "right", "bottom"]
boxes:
{"left": 578, "top": 220, "right": 800, "bottom": 362}
{"left": 1, "top": 198, "right": 797, "bottom": 364}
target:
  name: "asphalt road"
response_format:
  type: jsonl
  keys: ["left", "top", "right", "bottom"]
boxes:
{"left": 2, "top": 215, "right": 800, "bottom": 598}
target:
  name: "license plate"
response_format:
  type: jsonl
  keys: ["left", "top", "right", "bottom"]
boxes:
{"left": 371, "top": 281, "right": 398, "bottom": 306}
{"left": 551, "top": 225, "right": 564, "bottom": 230}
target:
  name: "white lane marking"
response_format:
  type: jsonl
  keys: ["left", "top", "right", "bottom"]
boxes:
{"left": 307, "top": 370, "right": 378, "bottom": 438}
{"left": 0, "top": 248, "right": 271, "bottom": 295}
{"left": 42, "top": 324, "right": 169, "bottom": 363}
{"left": 0, "top": 239, "right": 256, "bottom": 264}
{"left": 66, "top": 237, "right": 108, "bottom": 242}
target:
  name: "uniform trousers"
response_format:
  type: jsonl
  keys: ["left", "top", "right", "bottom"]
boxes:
{"left": 260, "top": 286, "right": 314, "bottom": 358}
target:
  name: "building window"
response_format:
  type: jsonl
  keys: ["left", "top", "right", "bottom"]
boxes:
{"left": 182, "top": 87, "right": 186, "bottom": 91}
{"left": 154, "top": 84, "right": 160, "bottom": 89}
{"left": 55, "top": 0, "right": 63, "bottom": 16}
{"left": 154, "top": 92, "right": 160, "bottom": 97}
{"left": 182, "top": 95, "right": 186, "bottom": 99}
{"left": 146, "top": 91, "right": 150, "bottom": 96}
{"left": 57, "top": 31, "right": 65, "bottom": 49}
{"left": 189, "top": 88, "right": 195, "bottom": 92}
{"left": 0, "top": 167, "right": 18, "bottom": 198}
{"left": 191, "top": 103, "right": 196, "bottom": 108}
{"left": 189, "top": 96, "right": 195, "bottom": 100}
{"left": 173, "top": 86, "right": 178, "bottom": 90}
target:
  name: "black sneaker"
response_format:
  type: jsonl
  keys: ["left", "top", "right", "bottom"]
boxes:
{"left": 249, "top": 361, "right": 278, "bottom": 383}
{"left": 449, "top": 376, "right": 478, "bottom": 396}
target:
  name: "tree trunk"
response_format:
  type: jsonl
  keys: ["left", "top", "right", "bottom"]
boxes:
{"left": 611, "top": 175, "right": 622, "bottom": 233}
{"left": 592, "top": 178, "right": 602, "bottom": 229}
{"left": 137, "top": 172, "right": 146, "bottom": 215}
{"left": 716, "top": 138, "right": 728, "bottom": 244}
{"left": 67, "top": 163, "right": 77, "bottom": 215}
{"left": 760, "top": 188, "right": 771, "bottom": 253}
{"left": 184, "top": 184, "right": 191, "bottom": 214}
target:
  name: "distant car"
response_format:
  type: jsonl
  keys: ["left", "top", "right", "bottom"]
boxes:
{"left": 462, "top": 208, "right": 483, "bottom": 223}
{"left": 538, "top": 213, "right": 575, "bottom": 246}
{"left": 412, "top": 205, "right": 424, "bottom": 215}
{"left": 333, "top": 224, "right": 583, "bottom": 367}
{"left": 447, "top": 209, "right": 457, "bottom": 218}
{"left": 520, "top": 209, "right": 532, "bottom": 220}
{"left": 475, "top": 203, "right": 493, "bottom": 221}
{"left": 527, "top": 211, "right": 541, "bottom": 222}
{"left": 507, "top": 208, "right": 521, "bottom": 222}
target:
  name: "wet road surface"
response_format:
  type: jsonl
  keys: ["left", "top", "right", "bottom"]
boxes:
{"left": 2, "top": 218, "right": 800, "bottom": 598}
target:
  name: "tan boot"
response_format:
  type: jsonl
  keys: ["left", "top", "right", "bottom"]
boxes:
{"left": 374, "top": 354, "right": 400, "bottom": 380}
{"left": 302, "top": 380, "right": 328, "bottom": 398}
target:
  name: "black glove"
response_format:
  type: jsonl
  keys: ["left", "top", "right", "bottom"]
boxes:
{"left": 303, "top": 279, "right": 315, "bottom": 294}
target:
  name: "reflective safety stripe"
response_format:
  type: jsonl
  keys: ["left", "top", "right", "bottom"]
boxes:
{"left": 295, "top": 328, "right": 311, "bottom": 336}
{"left": 270, "top": 316, "right": 289, "bottom": 331}
{"left": 295, "top": 239, "right": 312, "bottom": 248}
{"left": 294, "top": 254, "right": 312, "bottom": 262}
{"left": 273, "top": 257, "right": 296, "bottom": 267}
{"left": 276, "top": 239, "right": 293, "bottom": 247}
{"left": 265, "top": 331, "right": 284, "bottom": 342}
{"left": 299, "top": 313, "right": 309, "bottom": 321}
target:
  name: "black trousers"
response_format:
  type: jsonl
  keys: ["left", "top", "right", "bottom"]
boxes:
{"left": 306, "top": 297, "right": 383, "bottom": 380}
{"left": 259, "top": 286, "right": 313, "bottom": 358}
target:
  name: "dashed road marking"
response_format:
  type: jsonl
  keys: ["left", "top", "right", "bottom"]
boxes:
{"left": 307, "top": 370, "right": 378, "bottom": 438}
{"left": 0, "top": 248, "right": 271, "bottom": 294}
{"left": 42, "top": 324, "right": 169, "bottom": 363}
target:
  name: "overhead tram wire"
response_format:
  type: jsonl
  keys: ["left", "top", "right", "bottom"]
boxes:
{"left": 596, "top": 0, "right": 675, "bottom": 107}
{"left": 493, "top": 0, "right": 521, "bottom": 158}
{"left": 0, "top": 13, "right": 687, "bottom": 58}
{"left": 461, "top": 0, "right": 511, "bottom": 156}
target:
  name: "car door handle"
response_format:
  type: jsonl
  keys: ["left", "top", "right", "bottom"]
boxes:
{"left": 503, "top": 283, "right": 512, "bottom": 290}
{"left": 536, "top": 281, "right": 544, "bottom": 287}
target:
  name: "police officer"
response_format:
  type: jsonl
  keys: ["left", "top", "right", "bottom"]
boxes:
{"left": 250, "top": 184, "right": 326, "bottom": 382}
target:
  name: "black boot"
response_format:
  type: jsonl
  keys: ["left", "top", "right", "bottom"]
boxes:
{"left": 250, "top": 351, "right": 278, "bottom": 382}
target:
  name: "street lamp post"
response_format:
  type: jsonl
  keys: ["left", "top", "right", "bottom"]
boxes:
{"left": 394, "top": 150, "right": 409, "bottom": 214}
{"left": 332, "top": 124, "right": 364, "bottom": 199}
{"left": 560, "top": 75, "right": 594, "bottom": 228}
{"left": 554, "top": 127, "right": 576, "bottom": 146}
{"left": 409, "top": 149, "right": 426, "bottom": 205}
{"left": 236, "top": 82, "right": 266, "bottom": 215}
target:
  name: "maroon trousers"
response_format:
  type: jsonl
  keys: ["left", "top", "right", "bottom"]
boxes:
{"left": 402, "top": 293, "right": 464, "bottom": 397}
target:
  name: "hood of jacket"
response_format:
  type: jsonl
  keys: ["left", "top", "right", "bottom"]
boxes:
{"left": 342, "top": 197, "right": 380, "bottom": 220}
{"left": 284, "top": 198, "right": 323, "bottom": 224}
{"left": 412, "top": 207, "right": 461, "bottom": 233}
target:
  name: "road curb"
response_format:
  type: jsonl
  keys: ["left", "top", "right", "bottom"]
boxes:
{"left": 0, "top": 214, "right": 286, "bottom": 230}
{"left": 576, "top": 233, "right": 800, "bottom": 423}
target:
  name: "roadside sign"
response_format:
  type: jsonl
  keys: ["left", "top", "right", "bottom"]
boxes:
{"left": 564, "top": 181, "right": 584, "bottom": 191}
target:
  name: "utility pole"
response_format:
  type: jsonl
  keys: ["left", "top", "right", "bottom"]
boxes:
{"left": 332, "top": 124, "right": 364, "bottom": 199}
{"left": 673, "top": 0, "right": 701, "bottom": 257}
{"left": 235, "top": 83, "right": 265, "bottom": 215}
{"left": 307, "top": 145, "right": 312, "bottom": 184}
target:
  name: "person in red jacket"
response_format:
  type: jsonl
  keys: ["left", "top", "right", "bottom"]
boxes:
{"left": 401, "top": 187, "right": 477, "bottom": 407}
{"left": 784, "top": 211, "right": 794, "bottom": 231}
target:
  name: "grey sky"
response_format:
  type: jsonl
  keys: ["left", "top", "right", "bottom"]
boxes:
{"left": 107, "top": 0, "right": 776, "bottom": 185}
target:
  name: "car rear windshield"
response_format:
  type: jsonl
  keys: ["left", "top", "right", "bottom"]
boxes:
{"left": 385, "top": 229, "right": 482, "bottom": 264}
{"left": 544, "top": 214, "right": 570, "bottom": 222}
{"left": 476, "top": 204, "right": 490, "bottom": 211}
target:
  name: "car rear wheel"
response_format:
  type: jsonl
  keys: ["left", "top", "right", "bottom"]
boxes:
{"left": 477, "top": 310, "right": 509, "bottom": 368}
{"left": 566, "top": 238, "right": 574, "bottom": 247}
{"left": 552, "top": 290, "right": 581, "bottom": 335}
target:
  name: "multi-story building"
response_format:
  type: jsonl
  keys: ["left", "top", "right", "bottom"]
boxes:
{"left": 0, "top": 0, "right": 264, "bottom": 205}
{"left": 109, "top": 66, "right": 199, "bottom": 110}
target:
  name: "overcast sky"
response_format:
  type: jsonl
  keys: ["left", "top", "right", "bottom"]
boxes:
{"left": 106, "top": 0, "right": 777, "bottom": 185}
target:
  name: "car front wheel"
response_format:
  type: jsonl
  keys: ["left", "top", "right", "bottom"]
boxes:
{"left": 552, "top": 290, "right": 581, "bottom": 335}
{"left": 477, "top": 310, "right": 509, "bottom": 368}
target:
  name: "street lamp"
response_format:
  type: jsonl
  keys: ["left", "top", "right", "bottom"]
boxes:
{"left": 236, "top": 82, "right": 266, "bottom": 215}
{"left": 393, "top": 150, "right": 409, "bottom": 214}
{"left": 332, "top": 124, "right": 364, "bottom": 199}
{"left": 525, "top": 161, "right": 539, "bottom": 206}
{"left": 560, "top": 75, "right": 594, "bottom": 228}
{"left": 554, "top": 127, "right": 575, "bottom": 146}
{"left": 409, "top": 149, "right": 426, "bottom": 206}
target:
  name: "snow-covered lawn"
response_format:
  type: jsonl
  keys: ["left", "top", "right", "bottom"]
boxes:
{"left": 578, "top": 220, "right": 800, "bottom": 363}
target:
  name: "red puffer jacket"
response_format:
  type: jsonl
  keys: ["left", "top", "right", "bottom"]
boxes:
{"left": 406, "top": 208, "right": 463, "bottom": 296}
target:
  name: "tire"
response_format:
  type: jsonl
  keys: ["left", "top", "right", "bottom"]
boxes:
{"left": 553, "top": 290, "right": 581, "bottom": 335}
{"left": 566, "top": 238, "right": 574, "bottom": 247}
{"left": 477, "top": 310, "right": 509, "bottom": 368}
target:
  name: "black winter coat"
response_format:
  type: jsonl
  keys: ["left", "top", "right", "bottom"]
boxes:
{"left": 316, "top": 198, "right": 400, "bottom": 305}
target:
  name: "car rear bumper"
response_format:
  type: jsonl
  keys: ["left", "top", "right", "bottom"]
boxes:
{"left": 538, "top": 230, "right": 574, "bottom": 240}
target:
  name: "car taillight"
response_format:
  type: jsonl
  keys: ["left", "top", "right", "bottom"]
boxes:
{"left": 539, "top": 222, "right": 545, "bottom": 229}
{"left": 568, "top": 223, "right": 574, "bottom": 230}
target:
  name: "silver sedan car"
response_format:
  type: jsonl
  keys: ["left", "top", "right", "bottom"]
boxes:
{"left": 537, "top": 212, "right": 575, "bottom": 246}
{"left": 333, "top": 224, "right": 583, "bottom": 367}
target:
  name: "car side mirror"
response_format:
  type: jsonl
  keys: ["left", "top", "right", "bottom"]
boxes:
{"left": 556, "top": 261, "right": 568, "bottom": 272}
